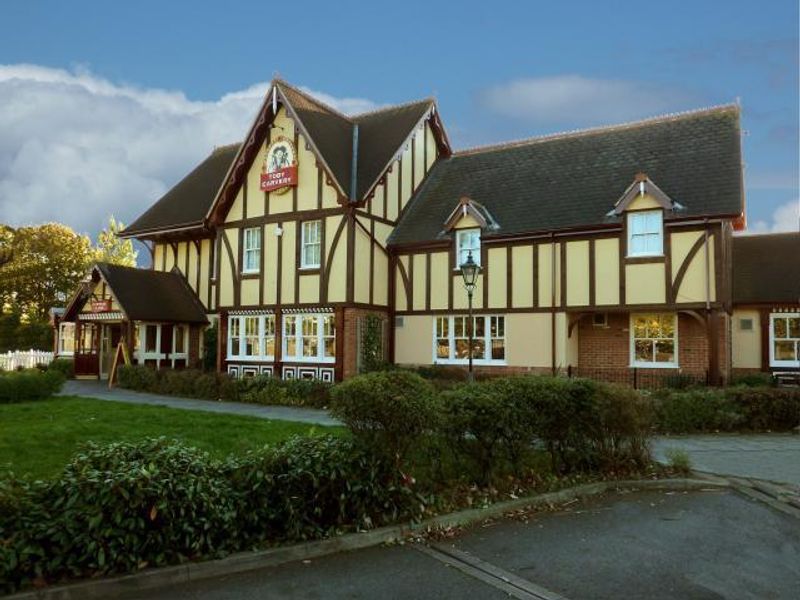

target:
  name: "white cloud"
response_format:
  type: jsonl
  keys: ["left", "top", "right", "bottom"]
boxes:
{"left": 746, "top": 199, "right": 800, "bottom": 233}
{"left": 481, "top": 75, "right": 697, "bottom": 125}
{"left": 0, "top": 64, "right": 377, "bottom": 238}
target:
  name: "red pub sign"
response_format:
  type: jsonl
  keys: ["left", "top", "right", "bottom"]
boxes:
{"left": 90, "top": 299, "right": 112, "bottom": 313}
{"left": 260, "top": 136, "right": 298, "bottom": 194}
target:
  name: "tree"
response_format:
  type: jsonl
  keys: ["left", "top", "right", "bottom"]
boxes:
{"left": 0, "top": 223, "right": 94, "bottom": 321}
{"left": 95, "top": 216, "right": 137, "bottom": 267}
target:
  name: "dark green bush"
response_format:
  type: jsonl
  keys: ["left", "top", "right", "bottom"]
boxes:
{"left": 730, "top": 372, "right": 776, "bottom": 387}
{"left": 239, "top": 375, "right": 332, "bottom": 408}
{"left": 47, "top": 358, "right": 74, "bottom": 379}
{"left": 227, "top": 435, "right": 422, "bottom": 542}
{"left": 590, "top": 382, "right": 652, "bottom": 470}
{"left": 724, "top": 386, "right": 800, "bottom": 431}
{"left": 1, "top": 439, "right": 238, "bottom": 592}
{"left": 652, "top": 388, "right": 741, "bottom": 433}
{"left": 117, "top": 365, "right": 238, "bottom": 401}
{"left": 330, "top": 370, "right": 439, "bottom": 465}
{"left": 0, "top": 369, "right": 65, "bottom": 403}
{"left": 1, "top": 436, "right": 426, "bottom": 593}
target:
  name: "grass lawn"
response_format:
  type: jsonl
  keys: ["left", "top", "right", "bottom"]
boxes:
{"left": 0, "top": 396, "right": 343, "bottom": 480}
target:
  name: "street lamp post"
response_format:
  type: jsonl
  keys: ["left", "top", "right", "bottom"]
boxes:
{"left": 459, "top": 250, "right": 481, "bottom": 383}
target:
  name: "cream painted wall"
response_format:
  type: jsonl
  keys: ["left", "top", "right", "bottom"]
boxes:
{"left": 670, "top": 231, "right": 703, "bottom": 280}
{"left": 506, "top": 312, "right": 552, "bottom": 367}
{"left": 241, "top": 279, "right": 259, "bottom": 306}
{"left": 538, "top": 243, "right": 560, "bottom": 307}
{"left": 327, "top": 220, "right": 347, "bottom": 303}
{"left": 625, "top": 194, "right": 662, "bottom": 211}
{"left": 731, "top": 309, "right": 761, "bottom": 368}
{"left": 280, "top": 222, "right": 296, "bottom": 303}
{"left": 566, "top": 241, "right": 590, "bottom": 306}
{"left": 373, "top": 249, "right": 389, "bottom": 306}
{"left": 625, "top": 263, "right": 666, "bottom": 304}
{"left": 298, "top": 275, "right": 319, "bottom": 304}
{"left": 594, "top": 238, "right": 619, "bottom": 305}
{"left": 354, "top": 224, "right": 371, "bottom": 304}
{"left": 429, "top": 252, "right": 449, "bottom": 310}
{"left": 487, "top": 247, "right": 507, "bottom": 308}
{"left": 453, "top": 213, "right": 482, "bottom": 229}
{"left": 394, "top": 315, "right": 432, "bottom": 364}
{"left": 511, "top": 245, "right": 534, "bottom": 308}
{"left": 674, "top": 233, "right": 716, "bottom": 303}
{"left": 453, "top": 272, "right": 484, "bottom": 310}
{"left": 219, "top": 230, "right": 235, "bottom": 307}
{"left": 263, "top": 225, "right": 279, "bottom": 304}
{"left": 412, "top": 254, "right": 426, "bottom": 310}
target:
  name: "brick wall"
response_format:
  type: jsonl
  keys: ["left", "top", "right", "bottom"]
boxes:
{"left": 341, "top": 307, "right": 389, "bottom": 379}
{"left": 577, "top": 311, "right": 725, "bottom": 377}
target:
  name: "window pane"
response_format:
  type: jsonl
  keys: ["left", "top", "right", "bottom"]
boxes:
{"left": 655, "top": 340, "right": 675, "bottom": 363}
{"left": 633, "top": 317, "right": 648, "bottom": 338}
{"left": 491, "top": 339, "right": 505, "bottom": 360}
{"left": 454, "top": 317, "right": 465, "bottom": 338}
{"left": 174, "top": 326, "right": 185, "bottom": 353}
{"left": 472, "top": 338, "right": 485, "bottom": 359}
{"left": 774, "top": 341, "right": 796, "bottom": 361}
{"left": 455, "top": 339, "right": 469, "bottom": 359}
{"left": 788, "top": 318, "right": 800, "bottom": 339}
{"left": 265, "top": 337, "right": 275, "bottom": 357}
{"left": 324, "top": 337, "right": 335, "bottom": 358}
{"left": 634, "top": 340, "right": 653, "bottom": 362}
{"left": 145, "top": 326, "right": 157, "bottom": 352}
{"left": 437, "top": 338, "right": 450, "bottom": 359}
{"left": 473, "top": 317, "right": 485, "bottom": 338}
{"left": 774, "top": 318, "right": 787, "bottom": 338}
{"left": 286, "top": 337, "right": 296, "bottom": 358}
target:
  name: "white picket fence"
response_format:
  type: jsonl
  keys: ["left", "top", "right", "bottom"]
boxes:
{"left": 0, "top": 350, "right": 54, "bottom": 371}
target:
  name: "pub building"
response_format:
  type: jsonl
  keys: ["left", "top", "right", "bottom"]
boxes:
{"left": 53, "top": 79, "right": 800, "bottom": 383}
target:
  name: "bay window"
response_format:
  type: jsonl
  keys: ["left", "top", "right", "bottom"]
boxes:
{"left": 227, "top": 314, "right": 275, "bottom": 361}
{"left": 242, "top": 227, "right": 261, "bottom": 273}
{"left": 434, "top": 315, "right": 505, "bottom": 363}
{"left": 283, "top": 313, "right": 335, "bottom": 362}
{"left": 630, "top": 313, "right": 677, "bottom": 367}
{"left": 769, "top": 313, "right": 800, "bottom": 367}
{"left": 456, "top": 228, "right": 481, "bottom": 267}
{"left": 627, "top": 210, "right": 663, "bottom": 257}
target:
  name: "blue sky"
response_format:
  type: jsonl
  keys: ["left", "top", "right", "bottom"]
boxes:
{"left": 1, "top": 0, "right": 797, "bottom": 240}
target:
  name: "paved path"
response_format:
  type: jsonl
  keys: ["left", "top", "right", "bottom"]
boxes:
{"left": 60, "top": 380, "right": 341, "bottom": 427}
{"left": 128, "top": 489, "right": 800, "bottom": 600}
{"left": 653, "top": 434, "right": 800, "bottom": 488}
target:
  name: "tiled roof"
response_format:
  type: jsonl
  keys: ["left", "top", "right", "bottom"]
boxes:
{"left": 123, "top": 144, "right": 240, "bottom": 237}
{"left": 389, "top": 105, "right": 744, "bottom": 245}
{"left": 96, "top": 263, "right": 208, "bottom": 323}
{"left": 733, "top": 232, "right": 800, "bottom": 304}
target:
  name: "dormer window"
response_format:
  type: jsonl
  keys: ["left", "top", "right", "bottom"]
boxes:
{"left": 456, "top": 228, "right": 481, "bottom": 267}
{"left": 627, "top": 210, "right": 663, "bottom": 257}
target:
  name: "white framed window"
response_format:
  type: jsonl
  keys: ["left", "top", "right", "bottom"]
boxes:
{"left": 434, "top": 315, "right": 505, "bottom": 364}
{"left": 242, "top": 227, "right": 261, "bottom": 273}
{"left": 456, "top": 228, "right": 481, "bottom": 267}
{"left": 282, "top": 313, "right": 336, "bottom": 363}
{"left": 227, "top": 314, "right": 275, "bottom": 361}
{"left": 769, "top": 313, "right": 800, "bottom": 367}
{"left": 137, "top": 323, "right": 165, "bottom": 367}
{"left": 58, "top": 322, "right": 75, "bottom": 356}
{"left": 171, "top": 325, "right": 188, "bottom": 367}
{"left": 301, "top": 220, "right": 322, "bottom": 268}
{"left": 627, "top": 210, "right": 663, "bottom": 257}
{"left": 630, "top": 313, "right": 677, "bottom": 368}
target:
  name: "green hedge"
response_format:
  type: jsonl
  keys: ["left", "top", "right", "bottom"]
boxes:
{"left": 117, "top": 365, "right": 238, "bottom": 401}
{"left": 0, "top": 369, "right": 65, "bottom": 403}
{"left": 1, "top": 435, "right": 421, "bottom": 593}
{"left": 47, "top": 358, "right": 74, "bottom": 379}
{"left": 239, "top": 375, "right": 332, "bottom": 408}
{"left": 653, "top": 386, "right": 800, "bottom": 433}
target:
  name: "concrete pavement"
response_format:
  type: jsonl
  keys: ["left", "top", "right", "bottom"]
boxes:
{"left": 124, "top": 489, "right": 800, "bottom": 600}
{"left": 59, "top": 380, "right": 341, "bottom": 427}
{"left": 652, "top": 434, "right": 800, "bottom": 488}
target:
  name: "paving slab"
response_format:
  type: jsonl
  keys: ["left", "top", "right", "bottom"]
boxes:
{"left": 450, "top": 489, "right": 800, "bottom": 600}
{"left": 59, "top": 380, "right": 341, "bottom": 427}
{"left": 653, "top": 434, "right": 800, "bottom": 487}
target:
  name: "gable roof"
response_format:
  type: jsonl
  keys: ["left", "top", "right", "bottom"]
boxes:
{"left": 64, "top": 263, "right": 208, "bottom": 324}
{"left": 389, "top": 105, "right": 744, "bottom": 246}
{"left": 122, "top": 144, "right": 240, "bottom": 238}
{"left": 733, "top": 232, "right": 800, "bottom": 305}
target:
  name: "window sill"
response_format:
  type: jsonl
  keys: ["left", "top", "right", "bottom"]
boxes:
{"left": 282, "top": 356, "right": 336, "bottom": 364}
{"left": 629, "top": 362, "right": 679, "bottom": 369}
{"left": 770, "top": 361, "right": 800, "bottom": 369}
{"left": 434, "top": 359, "right": 507, "bottom": 366}
{"left": 227, "top": 356, "right": 275, "bottom": 362}
{"left": 625, "top": 254, "right": 665, "bottom": 264}
{"left": 241, "top": 271, "right": 260, "bottom": 279}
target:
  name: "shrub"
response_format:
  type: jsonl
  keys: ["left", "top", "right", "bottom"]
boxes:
{"left": 725, "top": 386, "right": 800, "bottom": 431}
{"left": 0, "top": 369, "right": 65, "bottom": 403}
{"left": 117, "top": 365, "right": 238, "bottom": 401}
{"left": 227, "top": 435, "right": 423, "bottom": 542}
{"left": 730, "top": 372, "right": 776, "bottom": 387}
{"left": 652, "top": 388, "right": 740, "bottom": 433}
{"left": 239, "top": 375, "right": 332, "bottom": 408}
{"left": 1, "top": 439, "right": 238, "bottom": 592}
{"left": 117, "top": 364, "right": 157, "bottom": 391}
{"left": 330, "top": 371, "right": 439, "bottom": 466}
{"left": 590, "top": 382, "right": 652, "bottom": 470}
{"left": 47, "top": 358, "right": 74, "bottom": 379}
{"left": 664, "top": 448, "right": 692, "bottom": 475}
